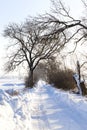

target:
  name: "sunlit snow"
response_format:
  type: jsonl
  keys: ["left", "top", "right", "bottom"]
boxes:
{"left": 0, "top": 78, "right": 87, "bottom": 130}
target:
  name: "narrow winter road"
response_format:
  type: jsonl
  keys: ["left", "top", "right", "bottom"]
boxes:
{"left": 28, "top": 80, "right": 87, "bottom": 130}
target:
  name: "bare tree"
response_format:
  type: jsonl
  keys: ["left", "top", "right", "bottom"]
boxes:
{"left": 35, "top": 0, "right": 87, "bottom": 49}
{"left": 3, "top": 18, "right": 64, "bottom": 87}
{"left": 76, "top": 0, "right": 87, "bottom": 80}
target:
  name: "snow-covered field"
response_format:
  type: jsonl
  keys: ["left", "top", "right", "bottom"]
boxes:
{"left": 0, "top": 78, "right": 87, "bottom": 130}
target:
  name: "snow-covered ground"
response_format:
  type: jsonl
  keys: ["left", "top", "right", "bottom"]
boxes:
{"left": 0, "top": 78, "right": 87, "bottom": 130}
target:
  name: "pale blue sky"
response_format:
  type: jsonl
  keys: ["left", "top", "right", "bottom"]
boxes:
{"left": 0, "top": 0, "right": 84, "bottom": 76}
{"left": 0, "top": 0, "right": 84, "bottom": 33}
{"left": 0, "top": 0, "right": 83, "bottom": 32}
{"left": 0, "top": 0, "right": 51, "bottom": 32}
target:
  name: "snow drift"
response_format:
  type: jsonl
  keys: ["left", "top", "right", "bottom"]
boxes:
{"left": 0, "top": 80, "right": 87, "bottom": 130}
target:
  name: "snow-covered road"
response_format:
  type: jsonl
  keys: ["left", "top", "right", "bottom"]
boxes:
{"left": 0, "top": 80, "right": 87, "bottom": 130}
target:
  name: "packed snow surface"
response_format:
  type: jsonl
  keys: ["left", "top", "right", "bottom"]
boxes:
{"left": 0, "top": 79, "right": 87, "bottom": 130}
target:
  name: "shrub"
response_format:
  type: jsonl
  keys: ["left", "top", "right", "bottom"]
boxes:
{"left": 46, "top": 60, "right": 76, "bottom": 90}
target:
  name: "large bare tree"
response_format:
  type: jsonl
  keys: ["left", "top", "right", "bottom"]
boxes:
{"left": 3, "top": 18, "right": 64, "bottom": 87}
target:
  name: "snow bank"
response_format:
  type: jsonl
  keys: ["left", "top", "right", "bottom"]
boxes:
{"left": 0, "top": 80, "right": 87, "bottom": 130}
{"left": 0, "top": 89, "right": 15, "bottom": 130}
{"left": 52, "top": 87, "right": 87, "bottom": 112}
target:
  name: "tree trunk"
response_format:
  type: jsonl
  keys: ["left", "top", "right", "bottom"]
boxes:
{"left": 29, "top": 70, "right": 34, "bottom": 87}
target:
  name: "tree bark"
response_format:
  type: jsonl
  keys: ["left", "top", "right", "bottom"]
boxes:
{"left": 28, "top": 70, "right": 34, "bottom": 88}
